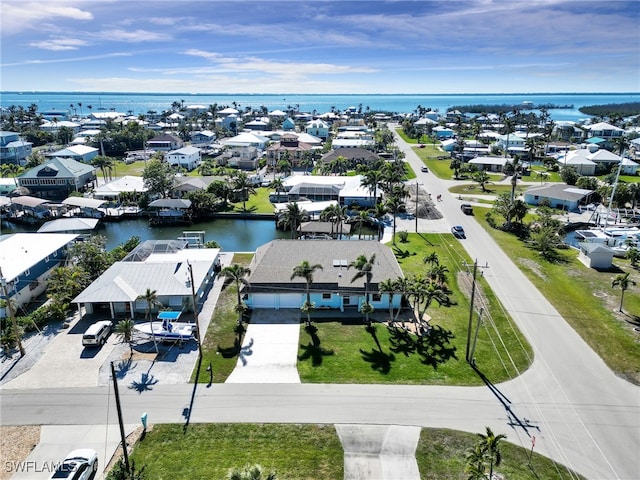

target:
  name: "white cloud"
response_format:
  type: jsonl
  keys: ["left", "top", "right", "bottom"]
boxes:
{"left": 1, "top": 1, "right": 93, "bottom": 35}
{"left": 29, "top": 37, "right": 88, "bottom": 51}
{"left": 182, "top": 49, "right": 377, "bottom": 75}
{"left": 98, "top": 29, "right": 170, "bottom": 43}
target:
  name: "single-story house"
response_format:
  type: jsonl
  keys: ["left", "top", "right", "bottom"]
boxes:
{"left": 72, "top": 241, "right": 220, "bottom": 318}
{"left": 93, "top": 175, "right": 147, "bottom": 201}
{"left": 167, "top": 146, "right": 202, "bottom": 171}
{"left": 0, "top": 233, "right": 78, "bottom": 317}
{"left": 244, "top": 119, "right": 269, "bottom": 131}
{"left": 558, "top": 150, "right": 597, "bottom": 176}
{"left": 244, "top": 239, "right": 404, "bottom": 313}
{"left": 222, "top": 132, "right": 269, "bottom": 149}
{"left": 577, "top": 242, "right": 614, "bottom": 270}
{"left": 588, "top": 149, "right": 622, "bottom": 168}
{"left": 433, "top": 126, "right": 454, "bottom": 139}
{"left": 524, "top": 184, "right": 594, "bottom": 211}
{"left": 468, "top": 156, "right": 509, "bottom": 172}
{"left": 46, "top": 145, "right": 99, "bottom": 164}
{"left": 620, "top": 157, "right": 639, "bottom": 176}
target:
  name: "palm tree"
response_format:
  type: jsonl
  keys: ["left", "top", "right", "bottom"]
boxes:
{"left": 219, "top": 264, "right": 251, "bottom": 322}
{"left": 140, "top": 288, "right": 161, "bottom": 353}
{"left": 361, "top": 170, "right": 382, "bottom": 206}
{"left": 477, "top": 427, "right": 507, "bottom": 480}
{"left": 385, "top": 195, "right": 405, "bottom": 244}
{"left": 231, "top": 171, "right": 257, "bottom": 212}
{"left": 423, "top": 252, "right": 439, "bottom": 267}
{"left": 114, "top": 318, "right": 136, "bottom": 354}
{"left": 378, "top": 278, "right": 397, "bottom": 323}
{"left": 472, "top": 170, "right": 491, "bottom": 192}
{"left": 464, "top": 443, "right": 488, "bottom": 480}
{"left": 278, "top": 202, "right": 306, "bottom": 239}
{"left": 612, "top": 272, "right": 636, "bottom": 313}
{"left": 91, "top": 155, "right": 115, "bottom": 182}
{"left": 349, "top": 254, "right": 376, "bottom": 325}
{"left": 291, "top": 260, "right": 323, "bottom": 327}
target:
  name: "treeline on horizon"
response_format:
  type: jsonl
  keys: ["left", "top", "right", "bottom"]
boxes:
{"left": 447, "top": 103, "right": 573, "bottom": 114}
{"left": 578, "top": 102, "right": 640, "bottom": 117}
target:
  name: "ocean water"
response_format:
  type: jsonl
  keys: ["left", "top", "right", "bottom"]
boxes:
{"left": 1, "top": 91, "right": 638, "bottom": 123}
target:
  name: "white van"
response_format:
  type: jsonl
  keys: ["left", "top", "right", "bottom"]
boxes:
{"left": 82, "top": 320, "right": 113, "bottom": 347}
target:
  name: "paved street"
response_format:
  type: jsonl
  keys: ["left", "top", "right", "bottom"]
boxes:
{"left": 1, "top": 131, "right": 639, "bottom": 479}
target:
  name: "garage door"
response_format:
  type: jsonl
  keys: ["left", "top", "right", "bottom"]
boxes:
{"left": 277, "top": 293, "right": 303, "bottom": 309}
{"left": 250, "top": 294, "right": 277, "bottom": 309}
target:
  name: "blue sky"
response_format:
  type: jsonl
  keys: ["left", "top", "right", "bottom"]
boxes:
{"left": 1, "top": 0, "right": 638, "bottom": 94}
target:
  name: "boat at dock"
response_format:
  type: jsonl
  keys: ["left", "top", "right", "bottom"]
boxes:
{"left": 134, "top": 311, "right": 195, "bottom": 342}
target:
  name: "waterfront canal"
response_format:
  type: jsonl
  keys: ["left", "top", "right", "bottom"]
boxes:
{"left": 1, "top": 216, "right": 290, "bottom": 252}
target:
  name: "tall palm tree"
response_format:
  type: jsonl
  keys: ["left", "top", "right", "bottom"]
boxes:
{"left": 361, "top": 170, "right": 382, "bottom": 206}
{"left": 477, "top": 427, "right": 507, "bottom": 480}
{"left": 349, "top": 254, "right": 376, "bottom": 325}
{"left": 91, "top": 155, "right": 115, "bottom": 182}
{"left": 291, "top": 260, "right": 323, "bottom": 326}
{"left": 140, "top": 288, "right": 161, "bottom": 353}
{"left": 219, "top": 264, "right": 251, "bottom": 321}
{"left": 385, "top": 195, "right": 405, "bottom": 244}
{"left": 612, "top": 272, "right": 636, "bottom": 313}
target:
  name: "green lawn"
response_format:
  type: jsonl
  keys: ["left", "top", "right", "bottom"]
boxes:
{"left": 298, "top": 233, "right": 532, "bottom": 385}
{"left": 476, "top": 213, "right": 640, "bottom": 384}
{"left": 448, "top": 183, "right": 528, "bottom": 198}
{"left": 529, "top": 165, "right": 562, "bottom": 183}
{"left": 230, "top": 187, "right": 274, "bottom": 214}
{"left": 192, "top": 253, "right": 254, "bottom": 383}
{"left": 127, "top": 424, "right": 584, "bottom": 480}
{"left": 130, "top": 424, "right": 343, "bottom": 480}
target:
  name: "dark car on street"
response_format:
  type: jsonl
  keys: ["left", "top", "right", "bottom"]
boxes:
{"left": 451, "top": 225, "right": 466, "bottom": 238}
{"left": 460, "top": 203, "right": 473, "bottom": 215}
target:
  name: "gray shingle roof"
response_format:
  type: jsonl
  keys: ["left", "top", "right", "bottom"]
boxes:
{"left": 247, "top": 240, "right": 403, "bottom": 293}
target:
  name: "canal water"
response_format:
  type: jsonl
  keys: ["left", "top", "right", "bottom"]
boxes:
{"left": 1, "top": 216, "right": 290, "bottom": 252}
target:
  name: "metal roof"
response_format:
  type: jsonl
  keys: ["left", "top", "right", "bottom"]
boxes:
{"left": 62, "top": 197, "right": 106, "bottom": 209}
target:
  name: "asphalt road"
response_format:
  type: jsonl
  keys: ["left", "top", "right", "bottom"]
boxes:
{"left": 1, "top": 131, "right": 639, "bottom": 480}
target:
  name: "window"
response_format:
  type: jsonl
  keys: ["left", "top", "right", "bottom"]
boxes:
{"left": 372, "top": 293, "right": 382, "bottom": 302}
{"left": 322, "top": 293, "right": 332, "bottom": 300}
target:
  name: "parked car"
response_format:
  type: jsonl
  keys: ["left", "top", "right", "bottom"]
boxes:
{"left": 451, "top": 225, "right": 466, "bottom": 238}
{"left": 50, "top": 449, "right": 98, "bottom": 480}
{"left": 82, "top": 320, "right": 113, "bottom": 347}
{"left": 460, "top": 203, "right": 473, "bottom": 215}
{"left": 421, "top": 165, "right": 429, "bottom": 172}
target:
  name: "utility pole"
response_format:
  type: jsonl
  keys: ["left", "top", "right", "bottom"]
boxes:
{"left": 469, "top": 307, "right": 484, "bottom": 366}
{"left": 110, "top": 361, "right": 130, "bottom": 473}
{"left": 187, "top": 261, "right": 203, "bottom": 359}
{"left": 464, "top": 260, "right": 489, "bottom": 363}
{"left": 0, "top": 267, "right": 25, "bottom": 357}
{"left": 414, "top": 182, "right": 422, "bottom": 233}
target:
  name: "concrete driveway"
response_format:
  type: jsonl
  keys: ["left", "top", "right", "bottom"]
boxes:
{"left": 225, "top": 310, "right": 301, "bottom": 383}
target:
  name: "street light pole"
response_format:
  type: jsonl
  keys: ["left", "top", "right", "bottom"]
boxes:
{"left": 187, "top": 261, "right": 203, "bottom": 359}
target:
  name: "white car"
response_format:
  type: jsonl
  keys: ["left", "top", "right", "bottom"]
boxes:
{"left": 50, "top": 449, "right": 98, "bottom": 480}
